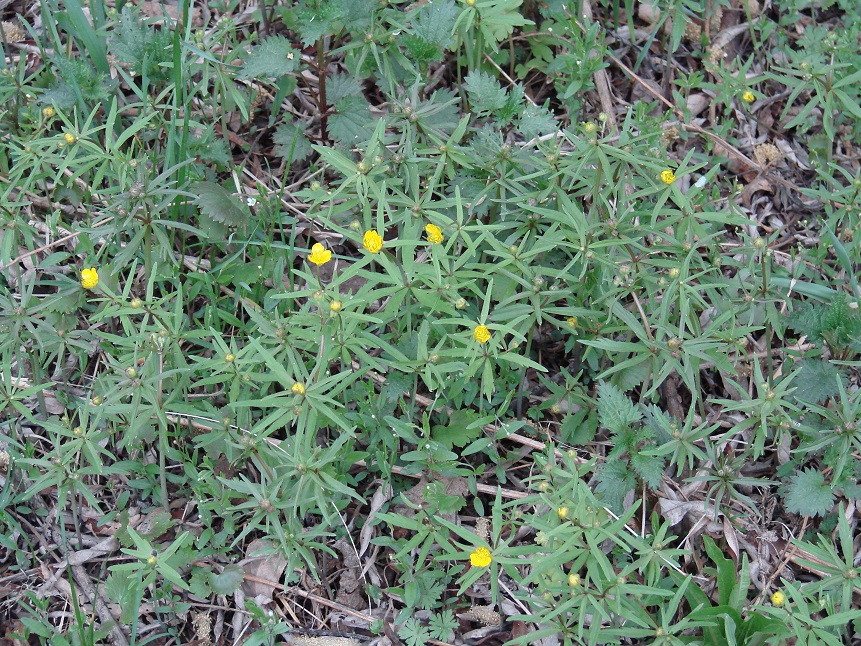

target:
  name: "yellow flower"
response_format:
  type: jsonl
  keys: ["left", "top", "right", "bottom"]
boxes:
{"left": 80, "top": 267, "right": 99, "bottom": 290}
{"left": 64, "top": 132, "right": 77, "bottom": 144}
{"left": 660, "top": 169, "right": 676, "bottom": 185}
{"left": 42, "top": 106, "right": 56, "bottom": 118}
{"left": 291, "top": 382, "right": 306, "bottom": 396}
{"left": 470, "top": 546, "right": 492, "bottom": 567}
{"left": 742, "top": 90, "right": 755, "bottom": 103}
{"left": 363, "top": 230, "right": 383, "bottom": 253}
{"left": 425, "top": 223, "right": 444, "bottom": 245}
{"left": 473, "top": 325, "right": 491, "bottom": 344}
{"left": 770, "top": 590, "right": 785, "bottom": 607}
{"left": 557, "top": 506, "right": 570, "bottom": 519}
{"left": 308, "top": 243, "right": 332, "bottom": 266}
{"left": 330, "top": 300, "right": 342, "bottom": 312}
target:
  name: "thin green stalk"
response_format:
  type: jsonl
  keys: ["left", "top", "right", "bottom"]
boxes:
{"left": 157, "top": 345, "right": 168, "bottom": 508}
{"left": 317, "top": 37, "right": 329, "bottom": 141}
{"left": 761, "top": 248, "right": 774, "bottom": 384}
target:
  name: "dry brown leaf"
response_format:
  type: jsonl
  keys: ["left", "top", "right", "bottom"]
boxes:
{"left": 686, "top": 93, "right": 711, "bottom": 118}
{"left": 741, "top": 176, "right": 773, "bottom": 208}
{"left": 240, "top": 539, "right": 288, "bottom": 598}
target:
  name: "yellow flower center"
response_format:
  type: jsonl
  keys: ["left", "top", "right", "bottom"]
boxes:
{"left": 425, "top": 223, "right": 444, "bottom": 244}
{"left": 308, "top": 243, "right": 332, "bottom": 266}
{"left": 363, "top": 230, "right": 383, "bottom": 253}
{"left": 473, "top": 325, "right": 491, "bottom": 344}
{"left": 80, "top": 267, "right": 99, "bottom": 290}
{"left": 470, "top": 546, "right": 492, "bottom": 567}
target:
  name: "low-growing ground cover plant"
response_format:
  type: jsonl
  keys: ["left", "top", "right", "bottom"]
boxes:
{"left": 1, "top": 0, "right": 861, "bottom": 643}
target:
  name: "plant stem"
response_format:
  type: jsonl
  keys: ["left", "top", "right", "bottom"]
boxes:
{"left": 317, "top": 36, "right": 328, "bottom": 141}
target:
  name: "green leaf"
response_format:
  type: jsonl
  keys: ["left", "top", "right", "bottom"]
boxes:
{"left": 432, "top": 409, "right": 482, "bottom": 448}
{"left": 423, "top": 481, "right": 465, "bottom": 514}
{"left": 192, "top": 181, "right": 250, "bottom": 232}
{"left": 410, "top": 0, "right": 458, "bottom": 51}
{"left": 464, "top": 71, "right": 509, "bottom": 116}
{"left": 329, "top": 96, "right": 375, "bottom": 144}
{"left": 630, "top": 452, "right": 665, "bottom": 490}
{"left": 104, "top": 571, "right": 139, "bottom": 624}
{"left": 108, "top": 7, "right": 172, "bottom": 81}
{"left": 428, "top": 610, "right": 458, "bottom": 641}
{"left": 209, "top": 563, "right": 244, "bottom": 595}
{"left": 189, "top": 567, "right": 212, "bottom": 598}
{"left": 273, "top": 121, "right": 312, "bottom": 163}
{"left": 398, "top": 617, "right": 433, "bottom": 646}
{"left": 296, "top": 1, "right": 341, "bottom": 46}
{"left": 239, "top": 36, "right": 299, "bottom": 79}
{"left": 476, "top": 0, "right": 532, "bottom": 47}
{"left": 595, "top": 459, "right": 635, "bottom": 512}
{"left": 786, "top": 468, "right": 835, "bottom": 517}
{"left": 793, "top": 359, "right": 843, "bottom": 404}
{"left": 517, "top": 102, "right": 557, "bottom": 139}
{"left": 597, "top": 381, "right": 642, "bottom": 434}
{"left": 327, "top": 72, "right": 365, "bottom": 103}
{"left": 702, "top": 535, "right": 736, "bottom": 607}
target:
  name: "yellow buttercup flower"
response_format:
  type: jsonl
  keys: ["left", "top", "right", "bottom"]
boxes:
{"left": 770, "top": 590, "right": 785, "bottom": 607}
{"left": 42, "top": 106, "right": 56, "bottom": 118}
{"left": 473, "top": 325, "right": 491, "bottom": 344}
{"left": 660, "top": 169, "right": 676, "bottom": 185}
{"left": 308, "top": 243, "right": 332, "bottom": 266}
{"left": 80, "top": 267, "right": 99, "bottom": 290}
{"left": 291, "top": 382, "right": 306, "bottom": 396}
{"left": 363, "top": 230, "right": 383, "bottom": 253}
{"left": 742, "top": 90, "right": 755, "bottom": 103}
{"left": 470, "top": 546, "right": 492, "bottom": 567}
{"left": 64, "top": 132, "right": 78, "bottom": 144}
{"left": 425, "top": 223, "right": 444, "bottom": 245}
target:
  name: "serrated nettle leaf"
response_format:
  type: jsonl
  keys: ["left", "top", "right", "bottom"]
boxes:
{"left": 326, "top": 72, "right": 365, "bottom": 104}
{"left": 786, "top": 468, "right": 835, "bottom": 517}
{"left": 793, "top": 359, "right": 843, "bottom": 404}
{"left": 410, "top": 0, "right": 458, "bottom": 50}
{"left": 464, "top": 70, "right": 509, "bottom": 115}
{"left": 597, "top": 381, "right": 642, "bottom": 434}
{"left": 273, "top": 121, "right": 312, "bottom": 163}
{"left": 296, "top": 2, "right": 342, "bottom": 46}
{"left": 238, "top": 35, "right": 299, "bottom": 79}
{"left": 329, "top": 96, "right": 376, "bottom": 144}
{"left": 596, "top": 459, "right": 636, "bottom": 512}
{"left": 192, "top": 181, "right": 250, "bottom": 231}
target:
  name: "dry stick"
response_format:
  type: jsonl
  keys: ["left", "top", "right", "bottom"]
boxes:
{"left": 598, "top": 42, "right": 772, "bottom": 179}
{"left": 569, "top": 15, "right": 777, "bottom": 182}
{"left": 576, "top": 0, "right": 620, "bottom": 137}
{"left": 0, "top": 214, "right": 116, "bottom": 271}
{"left": 244, "top": 574, "right": 458, "bottom": 646}
{"left": 70, "top": 563, "right": 130, "bottom": 646}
